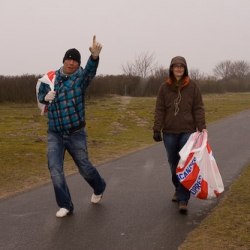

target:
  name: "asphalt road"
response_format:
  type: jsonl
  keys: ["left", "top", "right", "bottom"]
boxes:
{"left": 1, "top": 110, "right": 250, "bottom": 250}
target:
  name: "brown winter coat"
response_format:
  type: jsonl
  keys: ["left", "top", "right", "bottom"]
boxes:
{"left": 153, "top": 77, "right": 206, "bottom": 134}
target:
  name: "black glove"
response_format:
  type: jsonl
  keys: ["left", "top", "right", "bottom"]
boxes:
{"left": 153, "top": 131, "right": 162, "bottom": 142}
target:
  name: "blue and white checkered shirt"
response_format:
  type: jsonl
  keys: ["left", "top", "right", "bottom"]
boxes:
{"left": 38, "top": 56, "right": 99, "bottom": 133}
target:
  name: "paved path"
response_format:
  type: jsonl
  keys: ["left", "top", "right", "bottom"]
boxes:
{"left": 1, "top": 110, "right": 250, "bottom": 250}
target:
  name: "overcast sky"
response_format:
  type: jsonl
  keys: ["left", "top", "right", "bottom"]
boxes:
{"left": 1, "top": 0, "right": 250, "bottom": 76}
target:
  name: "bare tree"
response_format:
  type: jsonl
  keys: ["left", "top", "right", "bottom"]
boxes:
{"left": 121, "top": 52, "right": 156, "bottom": 79}
{"left": 121, "top": 62, "right": 134, "bottom": 77}
{"left": 189, "top": 68, "right": 205, "bottom": 81}
{"left": 230, "top": 60, "right": 250, "bottom": 78}
{"left": 134, "top": 52, "right": 156, "bottom": 79}
{"left": 153, "top": 66, "right": 169, "bottom": 80}
{"left": 213, "top": 60, "right": 232, "bottom": 80}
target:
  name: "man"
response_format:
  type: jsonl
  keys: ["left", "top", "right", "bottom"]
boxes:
{"left": 38, "top": 36, "right": 106, "bottom": 218}
{"left": 153, "top": 56, "right": 207, "bottom": 212}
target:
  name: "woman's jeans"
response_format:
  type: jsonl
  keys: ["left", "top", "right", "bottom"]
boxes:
{"left": 47, "top": 128, "right": 106, "bottom": 211}
{"left": 163, "top": 132, "right": 192, "bottom": 203}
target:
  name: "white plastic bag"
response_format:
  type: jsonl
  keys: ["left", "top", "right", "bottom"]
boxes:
{"left": 176, "top": 131, "right": 224, "bottom": 199}
{"left": 36, "top": 71, "right": 55, "bottom": 115}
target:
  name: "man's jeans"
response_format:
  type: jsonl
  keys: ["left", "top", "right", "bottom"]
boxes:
{"left": 47, "top": 128, "right": 106, "bottom": 211}
{"left": 163, "top": 132, "right": 192, "bottom": 203}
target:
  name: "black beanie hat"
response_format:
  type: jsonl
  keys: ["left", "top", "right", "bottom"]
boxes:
{"left": 63, "top": 48, "right": 81, "bottom": 65}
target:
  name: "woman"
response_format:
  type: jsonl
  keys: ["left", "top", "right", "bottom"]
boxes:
{"left": 153, "top": 56, "right": 206, "bottom": 212}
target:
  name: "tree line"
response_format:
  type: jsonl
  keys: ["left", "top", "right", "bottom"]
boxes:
{"left": 1, "top": 52, "right": 250, "bottom": 103}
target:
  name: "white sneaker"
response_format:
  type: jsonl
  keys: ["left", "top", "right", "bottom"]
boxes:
{"left": 91, "top": 193, "right": 103, "bottom": 203}
{"left": 56, "top": 208, "right": 70, "bottom": 218}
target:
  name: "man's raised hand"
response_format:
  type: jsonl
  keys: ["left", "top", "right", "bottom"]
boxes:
{"left": 89, "top": 35, "right": 102, "bottom": 57}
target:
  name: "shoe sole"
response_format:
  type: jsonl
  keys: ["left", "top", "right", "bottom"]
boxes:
{"left": 56, "top": 211, "right": 73, "bottom": 218}
{"left": 179, "top": 210, "right": 188, "bottom": 214}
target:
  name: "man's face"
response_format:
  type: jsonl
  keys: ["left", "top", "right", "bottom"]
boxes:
{"left": 172, "top": 64, "right": 185, "bottom": 79}
{"left": 62, "top": 59, "right": 79, "bottom": 75}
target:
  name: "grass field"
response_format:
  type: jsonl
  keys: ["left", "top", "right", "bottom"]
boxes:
{"left": 1, "top": 92, "right": 250, "bottom": 249}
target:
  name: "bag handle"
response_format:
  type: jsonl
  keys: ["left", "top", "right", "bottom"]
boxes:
{"left": 179, "top": 132, "right": 207, "bottom": 160}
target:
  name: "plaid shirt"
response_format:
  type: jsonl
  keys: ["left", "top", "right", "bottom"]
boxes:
{"left": 38, "top": 56, "right": 99, "bottom": 133}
